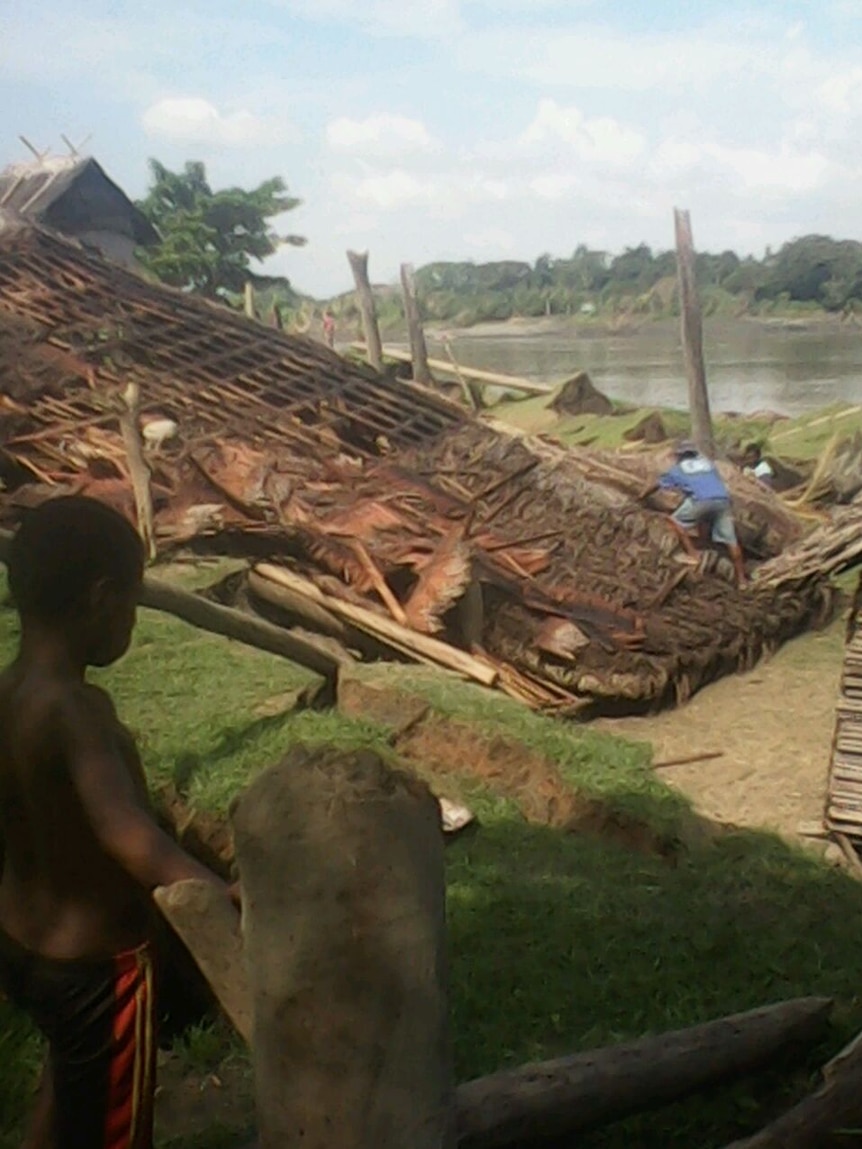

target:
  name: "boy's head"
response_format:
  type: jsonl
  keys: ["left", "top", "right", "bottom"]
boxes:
{"left": 742, "top": 443, "right": 762, "bottom": 467}
{"left": 8, "top": 496, "right": 145, "bottom": 666}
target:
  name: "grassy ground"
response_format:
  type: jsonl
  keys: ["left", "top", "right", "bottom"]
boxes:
{"left": 2, "top": 569, "right": 862, "bottom": 1147}
{"left": 494, "top": 390, "right": 862, "bottom": 462}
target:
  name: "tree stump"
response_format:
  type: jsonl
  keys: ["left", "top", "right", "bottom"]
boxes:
{"left": 232, "top": 744, "right": 455, "bottom": 1149}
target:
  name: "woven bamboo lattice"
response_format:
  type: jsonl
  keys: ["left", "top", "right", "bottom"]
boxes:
{"left": 825, "top": 577, "right": 862, "bottom": 838}
{"left": 0, "top": 211, "right": 465, "bottom": 479}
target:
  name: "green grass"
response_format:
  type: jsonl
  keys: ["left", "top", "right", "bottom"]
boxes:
{"left": 1, "top": 571, "right": 862, "bottom": 1146}
{"left": 495, "top": 389, "right": 862, "bottom": 466}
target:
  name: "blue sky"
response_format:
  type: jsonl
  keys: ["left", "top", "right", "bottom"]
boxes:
{"left": 2, "top": 0, "right": 862, "bottom": 296}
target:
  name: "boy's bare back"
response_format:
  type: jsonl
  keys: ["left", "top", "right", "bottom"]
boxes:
{"left": 0, "top": 666, "right": 153, "bottom": 960}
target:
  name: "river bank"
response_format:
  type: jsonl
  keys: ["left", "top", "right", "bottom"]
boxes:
{"left": 417, "top": 315, "right": 862, "bottom": 418}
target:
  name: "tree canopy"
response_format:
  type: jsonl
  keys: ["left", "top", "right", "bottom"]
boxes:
{"left": 392, "top": 235, "right": 862, "bottom": 328}
{"left": 137, "top": 160, "right": 306, "bottom": 299}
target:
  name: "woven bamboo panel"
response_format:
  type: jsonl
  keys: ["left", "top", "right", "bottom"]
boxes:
{"left": 825, "top": 586, "right": 862, "bottom": 837}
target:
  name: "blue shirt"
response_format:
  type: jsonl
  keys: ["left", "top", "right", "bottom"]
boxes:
{"left": 658, "top": 456, "right": 729, "bottom": 501}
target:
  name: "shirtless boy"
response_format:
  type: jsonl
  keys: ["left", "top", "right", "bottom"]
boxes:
{"left": 0, "top": 496, "right": 232, "bottom": 1149}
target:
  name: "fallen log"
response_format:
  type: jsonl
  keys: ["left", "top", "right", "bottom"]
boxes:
{"left": 254, "top": 562, "right": 498, "bottom": 687}
{"left": 153, "top": 879, "right": 251, "bottom": 1045}
{"left": 0, "top": 529, "right": 347, "bottom": 681}
{"left": 722, "top": 1023, "right": 862, "bottom": 1149}
{"left": 140, "top": 576, "right": 348, "bottom": 681}
{"left": 456, "top": 997, "right": 833, "bottom": 1149}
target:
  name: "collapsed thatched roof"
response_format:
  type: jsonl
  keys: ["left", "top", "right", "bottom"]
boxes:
{"left": 0, "top": 213, "right": 859, "bottom": 715}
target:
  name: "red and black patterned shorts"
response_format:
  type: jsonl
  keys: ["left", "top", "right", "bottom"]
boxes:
{"left": 0, "top": 927, "right": 156, "bottom": 1149}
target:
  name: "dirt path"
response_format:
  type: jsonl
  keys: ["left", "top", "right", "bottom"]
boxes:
{"left": 596, "top": 617, "right": 846, "bottom": 841}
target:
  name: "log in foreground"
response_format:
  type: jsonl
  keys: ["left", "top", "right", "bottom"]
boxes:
{"left": 722, "top": 1024, "right": 862, "bottom": 1149}
{"left": 232, "top": 744, "right": 456, "bottom": 1149}
{"left": 456, "top": 997, "right": 832, "bottom": 1149}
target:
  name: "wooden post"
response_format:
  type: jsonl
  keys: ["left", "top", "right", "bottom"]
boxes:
{"left": 347, "top": 250, "right": 384, "bottom": 373}
{"left": 674, "top": 208, "right": 715, "bottom": 458}
{"left": 232, "top": 744, "right": 455, "bottom": 1149}
{"left": 244, "top": 281, "right": 256, "bottom": 320}
{"left": 117, "top": 381, "right": 157, "bottom": 561}
{"left": 400, "top": 263, "right": 433, "bottom": 386}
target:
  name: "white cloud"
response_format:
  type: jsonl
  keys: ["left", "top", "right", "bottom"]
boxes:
{"left": 141, "top": 97, "right": 291, "bottom": 147}
{"left": 353, "top": 169, "right": 430, "bottom": 209}
{"left": 274, "top": 0, "right": 462, "bottom": 38}
{"left": 326, "top": 114, "right": 439, "bottom": 157}
{"left": 519, "top": 100, "right": 645, "bottom": 167}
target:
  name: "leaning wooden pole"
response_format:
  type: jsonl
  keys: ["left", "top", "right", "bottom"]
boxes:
{"left": 347, "top": 250, "right": 384, "bottom": 372}
{"left": 233, "top": 744, "right": 456, "bottom": 1149}
{"left": 674, "top": 208, "right": 716, "bottom": 458}
{"left": 400, "top": 262, "right": 433, "bottom": 386}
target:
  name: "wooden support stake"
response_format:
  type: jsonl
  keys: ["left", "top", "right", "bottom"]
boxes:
{"left": 117, "top": 381, "right": 157, "bottom": 561}
{"left": 232, "top": 744, "right": 456, "bottom": 1149}
{"left": 347, "top": 250, "right": 384, "bottom": 372}
{"left": 674, "top": 208, "right": 715, "bottom": 458}
{"left": 400, "top": 262, "right": 433, "bottom": 386}
{"left": 244, "top": 281, "right": 256, "bottom": 320}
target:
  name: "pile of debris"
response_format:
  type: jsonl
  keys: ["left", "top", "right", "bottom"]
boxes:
{"left": 2, "top": 212, "right": 862, "bottom": 715}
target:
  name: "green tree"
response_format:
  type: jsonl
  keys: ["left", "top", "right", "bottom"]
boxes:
{"left": 137, "top": 159, "right": 306, "bottom": 299}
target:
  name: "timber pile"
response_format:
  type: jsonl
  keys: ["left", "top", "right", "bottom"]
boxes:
{"left": 0, "top": 212, "right": 858, "bottom": 714}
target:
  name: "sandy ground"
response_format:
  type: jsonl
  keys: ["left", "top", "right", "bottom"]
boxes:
{"left": 596, "top": 617, "right": 846, "bottom": 840}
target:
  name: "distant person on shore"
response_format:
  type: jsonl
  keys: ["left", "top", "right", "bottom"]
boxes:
{"left": 642, "top": 441, "right": 747, "bottom": 587}
{"left": 0, "top": 496, "right": 236, "bottom": 1149}
{"left": 322, "top": 310, "right": 336, "bottom": 349}
{"left": 741, "top": 443, "right": 774, "bottom": 488}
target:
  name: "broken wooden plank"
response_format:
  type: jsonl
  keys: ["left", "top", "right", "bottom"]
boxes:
{"left": 153, "top": 879, "right": 251, "bottom": 1044}
{"left": 653, "top": 750, "right": 724, "bottom": 769}
{"left": 353, "top": 343, "right": 554, "bottom": 397}
{"left": 254, "top": 562, "right": 498, "bottom": 687}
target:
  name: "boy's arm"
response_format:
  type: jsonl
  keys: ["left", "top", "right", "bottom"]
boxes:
{"left": 58, "top": 689, "right": 226, "bottom": 893}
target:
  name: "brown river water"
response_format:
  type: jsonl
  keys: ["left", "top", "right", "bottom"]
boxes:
{"left": 428, "top": 318, "right": 862, "bottom": 416}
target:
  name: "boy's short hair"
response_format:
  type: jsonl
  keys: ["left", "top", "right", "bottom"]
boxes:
{"left": 8, "top": 496, "right": 144, "bottom": 621}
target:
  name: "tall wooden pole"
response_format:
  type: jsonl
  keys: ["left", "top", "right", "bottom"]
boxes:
{"left": 347, "top": 250, "right": 384, "bottom": 373}
{"left": 400, "top": 262, "right": 433, "bottom": 386}
{"left": 233, "top": 744, "right": 455, "bottom": 1149}
{"left": 674, "top": 208, "right": 715, "bottom": 458}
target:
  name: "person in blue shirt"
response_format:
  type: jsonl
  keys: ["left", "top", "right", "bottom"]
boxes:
{"left": 645, "top": 441, "right": 747, "bottom": 586}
